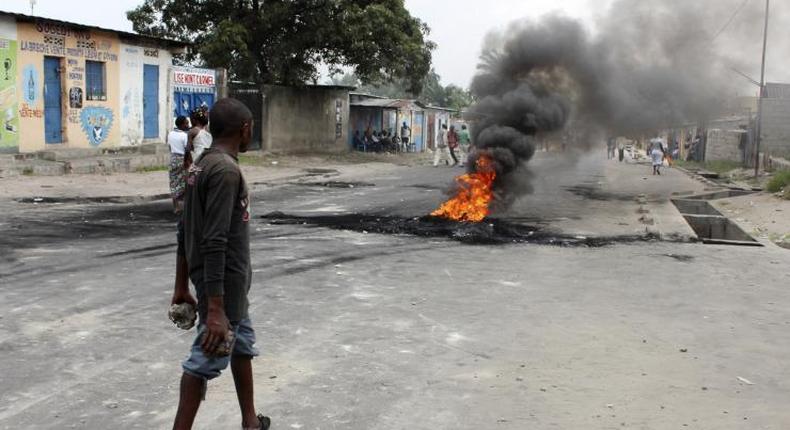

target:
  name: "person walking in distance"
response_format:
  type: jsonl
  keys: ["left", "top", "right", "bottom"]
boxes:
{"left": 167, "top": 116, "right": 190, "bottom": 214}
{"left": 172, "top": 98, "right": 271, "bottom": 430}
{"left": 447, "top": 125, "right": 460, "bottom": 166}
{"left": 400, "top": 121, "right": 411, "bottom": 152}
{"left": 433, "top": 124, "right": 452, "bottom": 167}
{"left": 617, "top": 140, "right": 625, "bottom": 162}
{"left": 650, "top": 138, "right": 665, "bottom": 176}
{"left": 606, "top": 137, "right": 617, "bottom": 160}
{"left": 458, "top": 124, "right": 472, "bottom": 166}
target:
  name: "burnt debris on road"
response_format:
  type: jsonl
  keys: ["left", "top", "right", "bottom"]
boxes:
{"left": 261, "top": 212, "right": 663, "bottom": 247}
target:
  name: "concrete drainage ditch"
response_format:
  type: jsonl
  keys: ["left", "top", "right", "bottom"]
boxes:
{"left": 672, "top": 191, "right": 762, "bottom": 246}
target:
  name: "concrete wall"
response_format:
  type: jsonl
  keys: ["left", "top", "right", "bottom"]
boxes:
{"left": 16, "top": 21, "right": 121, "bottom": 152}
{"left": 705, "top": 129, "right": 741, "bottom": 162}
{"left": 704, "top": 118, "right": 748, "bottom": 162}
{"left": 0, "top": 16, "right": 18, "bottom": 153}
{"left": 760, "top": 97, "right": 790, "bottom": 158}
{"left": 262, "top": 85, "right": 349, "bottom": 153}
{"left": 1, "top": 16, "right": 181, "bottom": 154}
{"left": 119, "top": 43, "right": 173, "bottom": 146}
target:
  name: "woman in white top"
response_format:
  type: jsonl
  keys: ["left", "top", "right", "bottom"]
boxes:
{"left": 186, "top": 107, "right": 212, "bottom": 163}
{"left": 167, "top": 116, "right": 190, "bottom": 213}
{"left": 650, "top": 138, "right": 665, "bottom": 176}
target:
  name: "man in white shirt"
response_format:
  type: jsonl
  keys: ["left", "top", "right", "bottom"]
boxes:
{"left": 433, "top": 124, "right": 452, "bottom": 167}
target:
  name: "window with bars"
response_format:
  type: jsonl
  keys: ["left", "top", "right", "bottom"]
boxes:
{"left": 85, "top": 61, "right": 106, "bottom": 101}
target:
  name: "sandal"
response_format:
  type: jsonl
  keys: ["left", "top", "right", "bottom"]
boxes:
{"left": 252, "top": 414, "right": 270, "bottom": 430}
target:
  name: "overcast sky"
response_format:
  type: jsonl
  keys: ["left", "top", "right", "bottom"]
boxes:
{"left": 2, "top": 0, "right": 784, "bottom": 89}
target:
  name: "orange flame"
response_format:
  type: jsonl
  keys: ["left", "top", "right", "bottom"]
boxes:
{"left": 431, "top": 155, "right": 497, "bottom": 222}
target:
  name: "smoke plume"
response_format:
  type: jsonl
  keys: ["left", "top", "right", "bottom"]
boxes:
{"left": 465, "top": 0, "right": 784, "bottom": 210}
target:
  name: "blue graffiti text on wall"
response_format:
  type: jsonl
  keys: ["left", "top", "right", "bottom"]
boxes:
{"left": 80, "top": 106, "right": 114, "bottom": 146}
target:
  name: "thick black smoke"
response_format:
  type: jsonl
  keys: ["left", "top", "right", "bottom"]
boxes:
{"left": 464, "top": 0, "right": 785, "bottom": 210}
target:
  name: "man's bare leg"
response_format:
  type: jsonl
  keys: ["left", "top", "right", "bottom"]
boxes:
{"left": 173, "top": 373, "right": 204, "bottom": 430}
{"left": 231, "top": 355, "right": 260, "bottom": 428}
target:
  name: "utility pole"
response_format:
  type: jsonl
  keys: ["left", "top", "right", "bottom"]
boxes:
{"left": 30, "top": 0, "right": 36, "bottom": 15}
{"left": 754, "top": 0, "right": 770, "bottom": 177}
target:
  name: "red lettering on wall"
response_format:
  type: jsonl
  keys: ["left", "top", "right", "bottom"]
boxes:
{"left": 173, "top": 71, "right": 215, "bottom": 87}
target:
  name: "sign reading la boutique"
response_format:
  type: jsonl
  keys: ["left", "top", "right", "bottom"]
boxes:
{"left": 172, "top": 66, "right": 216, "bottom": 88}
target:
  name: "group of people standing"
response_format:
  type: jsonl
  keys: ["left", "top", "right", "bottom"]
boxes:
{"left": 167, "top": 106, "right": 213, "bottom": 213}
{"left": 434, "top": 123, "right": 471, "bottom": 167}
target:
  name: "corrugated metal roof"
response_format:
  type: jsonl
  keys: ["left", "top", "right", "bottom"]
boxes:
{"left": 423, "top": 105, "right": 457, "bottom": 112}
{"left": 351, "top": 98, "right": 420, "bottom": 109}
{"left": 764, "top": 83, "right": 790, "bottom": 99}
{"left": 0, "top": 10, "right": 189, "bottom": 50}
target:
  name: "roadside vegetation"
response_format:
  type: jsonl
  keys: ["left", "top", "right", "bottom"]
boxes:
{"left": 135, "top": 165, "right": 168, "bottom": 173}
{"left": 766, "top": 170, "right": 790, "bottom": 199}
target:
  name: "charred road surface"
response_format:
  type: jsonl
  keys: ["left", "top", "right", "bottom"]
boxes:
{"left": 260, "top": 212, "right": 660, "bottom": 247}
{"left": 1, "top": 153, "right": 790, "bottom": 429}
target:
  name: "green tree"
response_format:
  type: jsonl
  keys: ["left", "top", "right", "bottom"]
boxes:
{"left": 442, "top": 84, "right": 473, "bottom": 112}
{"left": 127, "top": 0, "right": 434, "bottom": 93}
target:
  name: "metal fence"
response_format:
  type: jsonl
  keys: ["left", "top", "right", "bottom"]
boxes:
{"left": 228, "top": 82, "right": 264, "bottom": 150}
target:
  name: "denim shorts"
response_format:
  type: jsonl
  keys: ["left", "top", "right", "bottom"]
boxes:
{"left": 182, "top": 318, "right": 259, "bottom": 380}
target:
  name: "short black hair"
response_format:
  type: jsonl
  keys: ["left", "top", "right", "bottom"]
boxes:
{"left": 175, "top": 116, "right": 188, "bottom": 128}
{"left": 209, "top": 98, "right": 253, "bottom": 138}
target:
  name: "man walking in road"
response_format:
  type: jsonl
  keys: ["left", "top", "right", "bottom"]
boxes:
{"left": 433, "top": 124, "right": 452, "bottom": 167}
{"left": 172, "top": 98, "right": 270, "bottom": 430}
{"left": 447, "top": 125, "right": 460, "bottom": 166}
{"left": 400, "top": 121, "right": 411, "bottom": 152}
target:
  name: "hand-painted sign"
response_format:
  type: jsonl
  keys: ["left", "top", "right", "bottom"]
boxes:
{"left": 172, "top": 66, "right": 216, "bottom": 88}
{"left": 69, "top": 87, "right": 83, "bottom": 108}
{"left": 80, "top": 106, "right": 114, "bottom": 146}
{"left": 22, "top": 64, "right": 39, "bottom": 105}
{"left": 0, "top": 38, "right": 18, "bottom": 151}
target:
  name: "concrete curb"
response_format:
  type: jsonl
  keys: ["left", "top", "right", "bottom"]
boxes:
{"left": 0, "top": 144, "right": 170, "bottom": 178}
{"left": 674, "top": 166, "right": 722, "bottom": 189}
{"left": 0, "top": 154, "right": 169, "bottom": 177}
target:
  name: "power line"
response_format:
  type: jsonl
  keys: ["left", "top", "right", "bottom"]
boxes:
{"left": 711, "top": 0, "right": 752, "bottom": 42}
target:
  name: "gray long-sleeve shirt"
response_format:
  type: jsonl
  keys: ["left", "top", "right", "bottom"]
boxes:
{"left": 177, "top": 148, "right": 251, "bottom": 322}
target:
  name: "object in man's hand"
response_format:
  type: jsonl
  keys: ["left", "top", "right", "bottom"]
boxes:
{"left": 216, "top": 329, "right": 235, "bottom": 357}
{"left": 204, "top": 328, "right": 235, "bottom": 357}
{"left": 168, "top": 303, "right": 197, "bottom": 330}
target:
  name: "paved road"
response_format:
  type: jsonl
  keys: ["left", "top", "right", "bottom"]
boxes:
{"left": 1, "top": 153, "right": 788, "bottom": 429}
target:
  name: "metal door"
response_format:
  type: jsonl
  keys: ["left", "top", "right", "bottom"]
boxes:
{"left": 173, "top": 92, "right": 190, "bottom": 118}
{"left": 43, "top": 57, "right": 62, "bottom": 144}
{"left": 193, "top": 93, "right": 214, "bottom": 111}
{"left": 143, "top": 65, "right": 159, "bottom": 139}
{"left": 228, "top": 83, "right": 263, "bottom": 150}
{"left": 412, "top": 111, "right": 424, "bottom": 151}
